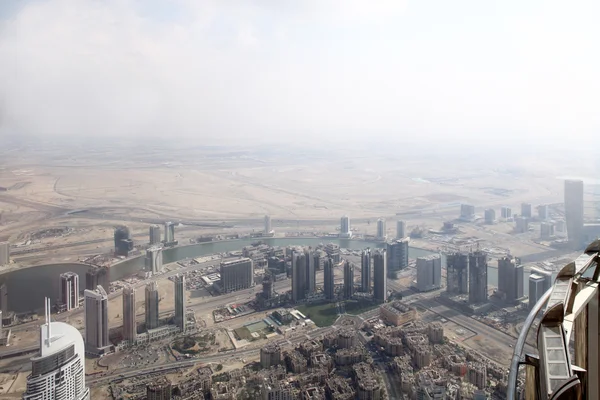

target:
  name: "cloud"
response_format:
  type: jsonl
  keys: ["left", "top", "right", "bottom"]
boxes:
{"left": 0, "top": 0, "right": 599, "bottom": 150}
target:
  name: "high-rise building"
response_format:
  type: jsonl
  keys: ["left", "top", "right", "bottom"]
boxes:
{"left": 84, "top": 285, "right": 109, "bottom": 354}
{"left": 540, "top": 222, "right": 555, "bottom": 239}
{"left": 387, "top": 238, "right": 409, "bottom": 272}
{"left": 396, "top": 220, "right": 406, "bottom": 239}
{"left": 373, "top": 249, "right": 387, "bottom": 303}
{"left": 149, "top": 225, "right": 161, "bottom": 245}
{"left": 220, "top": 258, "right": 254, "bottom": 293}
{"left": 460, "top": 204, "right": 475, "bottom": 220}
{"left": 484, "top": 209, "right": 495, "bottom": 224}
{"left": 564, "top": 179, "right": 584, "bottom": 249}
{"left": 145, "top": 282, "right": 160, "bottom": 330}
{"left": 528, "top": 267, "right": 552, "bottom": 310}
{"left": 446, "top": 253, "right": 469, "bottom": 295}
{"left": 23, "top": 298, "right": 90, "bottom": 400}
{"left": 114, "top": 226, "right": 133, "bottom": 256}
{"left": 0, "top": 283, "right": 6, "bottom": 315}
{"left": 163, "top": 221, "right": 177, "bottom": 245}
{"left": 292, "top": 252, "right": 307, "bottom": 302}
{"left": 343, "top": 261, "right": 354, "bottom": 299}
{"left": 416, "top": 255, "right": 442, "bottom": 292}
{"left": 0, "top": 241, "right": 9, "bottom": 266}
{"left": 145, "top": 246, "right": 163, "bottom": 274}
{"left": 147, "top": 378, "right": 172, "bottom": 400}
{"left": 497, "top": 257, "right": 523, "bottom": 304}
{"left": 173, "top": 275, "right": 186, "bottom": 332}
{"left": 501, "top": 206, "right": 512, "bottom": 220}
{"left": 521, "top": 203, "right": 532, "bottom": 218}
{"left": 323, "top": 257, "right": 335, "bottom": 300}
{"left": 360, "top": 249, "right": 371, "bottom": 293}
{"left": 468, "top": 251, "right": 488, "bottom": 304}
{"left": 376, "top": 219, "right": 387, "bottom": 241}
{"left": 340, "top": 215, "right": 352, "bottom": 238}
{"left": 305, "top": 250, "right": 316, "bottom": 294}
{"left": 122, "top": 285, "right": 136, "bottom": 343}
{"left": 86, "top": 266, "right": 110, "bottom": 292}
{"left": 515, "top": 217, "right": 529, "bottom": 233}
{"left": 264, "top": 215, "right": 272, "bottom": 234}
{"left": 59, "top": 272, "right": 80, "bottom": 311}
{"left": 537, "top": 204, "right": 549, "bottom": 220}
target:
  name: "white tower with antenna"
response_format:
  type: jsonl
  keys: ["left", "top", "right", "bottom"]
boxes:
{"left": 22, "top": 298, "right": 89, "bottom": 400}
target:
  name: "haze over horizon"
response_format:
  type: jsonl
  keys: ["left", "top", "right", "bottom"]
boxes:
{"left": 0, "top": 0, "right": 599, "bottom": 153}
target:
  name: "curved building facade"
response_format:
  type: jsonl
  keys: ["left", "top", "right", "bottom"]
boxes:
{"left": 23, "top": 299, "right": 89, "bottom": 400}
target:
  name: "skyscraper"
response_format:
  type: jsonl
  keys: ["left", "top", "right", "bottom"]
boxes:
{"left": 343, "top": 261, "right": 354, "bottom": 299}
{"left": 387, "top": 238, "right": 409, "bottom": 272}
{"left": 220, "top": 258, "right": 254, "bottom": 293}
{"left": 340, "top": 215, "right": 352, "bottom": 238}
{"left": 484, "top": 209, "right": 495, "bottom": 224}
{"left": 521, "top": 203, "right": 532, "bottom": 218}
{"left": 145, "top": 246, "right": 163, "bottom": 275}
{"left": 59, "top": 272, "right": 80, "bottom": 311}
{"left": 537, "top": 204, "right": 549, "bottom": 220}
{"left": 416, "top": 255, "right": 442, "bottom": 292}
{"left": 23, "top": 298, "right": 90, "bottom": 400}
{"left": 291, "top": 251, "right": 307, "bottom": 302}
{"left": 86, "top": 266, "right": 110, "bottom": 292}
{"left": 114, "top": 225, "right": 133, "bottom": 256}
{"left": 84, "top": 285, "right": 109, "bottom": 354}
{"left": 173, "top": 275, "right": 186, "bottom": 332}
{"left": 501, "top": 206, "right": 512, "bottom": 220}
{"left": 305, "top": 250, "right": 316, "bottom": 294}
{"left": 360, "top": 249, "right": 371, "bottom": 293}
{"left": 446, "top": 253, "right": 468, "bottom": 295}
{"left": 396, "top": 220, "right": 406, "bottom": 239}
{"left": 163, "top": 221, "right": 176, "bottom": 244}
{"left": 264, "top": 215, "right": 272, "bottom": 234}
{"left": 0, "top": 283, "right": 7, "bottom": 314}
{"left": 149, "top": 224, "right": 161, "bottom": 245}
{"left": 373, "top": 249, "right": 387, "bottom": 303}
{"left": 468, "top": 251, "right": 488, "bottom": 304}
{"left": 376, "top": 219, "right": 387, "bottom": 241}
{"left": 0, "top": 241, "right": 9, "bottom": 266}
{"left": 145, "top": 282, "right": 160, "bottom": 330}
{"left": 122, "top": 285, "right": 136, "bottom": 342}
{"left": 497, "top": 256, "right": 523, "bottom": 304}
{"left": 528, "top": 273, "right": 547, "bottom": 311}
{"left": 564, "top": 179, "right": 584, "bottom": 248}
{"left": 323, "top": 257, "right": 335, "bottom": 300}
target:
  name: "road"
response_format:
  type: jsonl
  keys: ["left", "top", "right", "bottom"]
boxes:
{"left": 415, "top": 298, "right": 535, "bottom": 355}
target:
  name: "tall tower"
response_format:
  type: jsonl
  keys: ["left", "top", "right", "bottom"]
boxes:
{"left": 305, "top": 250, "right": 316, "bottom": 294}
{"left": 416, "top": 255, "right": 442, "bottom": 292}
{"left": 340, "top": 215, "right": 352, "bottom": 238}
{"left": 497, "top": 256, "right": 523, "bottom": 304}
{"left": 564, "top": 179, "right": 584, "bottom": 248}
{"left": 468, "top": 251, "right": 488, "bottom": 304}
{"left": 446, "top": 253, "right": 469, "bottom": 294}
{"left": 373, "top": 249, "right": 387, "bottom": 303}
{"left": 292, "top": 251, "right": 307, "bottom": 302}
{"left": 323, "top": 257, "right": 335, "bottom": 300}
{"left": 521, "top": 203, "right": 532, "bottom": 218}
{"left": 173, "top": 275, "right": 186, "bottom": 332}
{"left": 264, "top": 215, "right": 272, "bottom": 234}
{"left": 163, "top": 221, "right": 176, "bottom": 244}
{"left": 0, "top": 283, "right": 7, "bottom": 314}
{"left": 396, "top": 221, "right": 406, "bottom": 239}
{"left": 145, "top": 282, "right": 160, "bottom": 330}
{"left": 23, "top": 298, "right": 90, "bottom": 400}
{"left": 360, "top": 249, "right": 371, "bottom": 293}
{"left": 343, "top": 261, "right": 354, "bottom": 299}
{"left": 0, "top": 241, "right": 9, "bottom": 266}
{"left": 145, "top": 247, "right": 163, "bottom": 275}
{"left": 387, "top": 238, "right": 409, "bottom": 272}
{"left": 149, "top": 225, "right": 161, "bottom": 245}
{"left": 122, "top": 285, "right": 136, "bottom": 343}
{"left": 59, "top": 272, "right": 80, "bottom": 311}
{"left": 84, "top": 285, "right": 109, "bottom": 354}
{"left": 376, "top": 219, "right": 387, "bottom": 241}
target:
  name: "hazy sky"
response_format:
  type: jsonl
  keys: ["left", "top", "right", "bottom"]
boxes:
{"left": 0, "top": 0, "right": 599, "bottom": 148}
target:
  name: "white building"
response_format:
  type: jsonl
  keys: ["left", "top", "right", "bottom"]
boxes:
{"left": 84, "top": 286, "right": 110, "bottom": 355}
{"left": 145, "top": 246, "right": 163, "bottom": 275}
{"left": 339, "top": 215, "right": 352, "bottom": 238}
{"left": 376, "top": 218, "right": 387, "bottom": 241}
{"left": 23, "top": 298, "right": 90, "bottom": 400}
{"left": 264, "top": 215, "right": 273, "bottom": 235}
{"left": 416, "top": 255, "right": 442, "bottom": 292}
{"left": 59, "top": 272, "right": 80, "bottom": 312}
